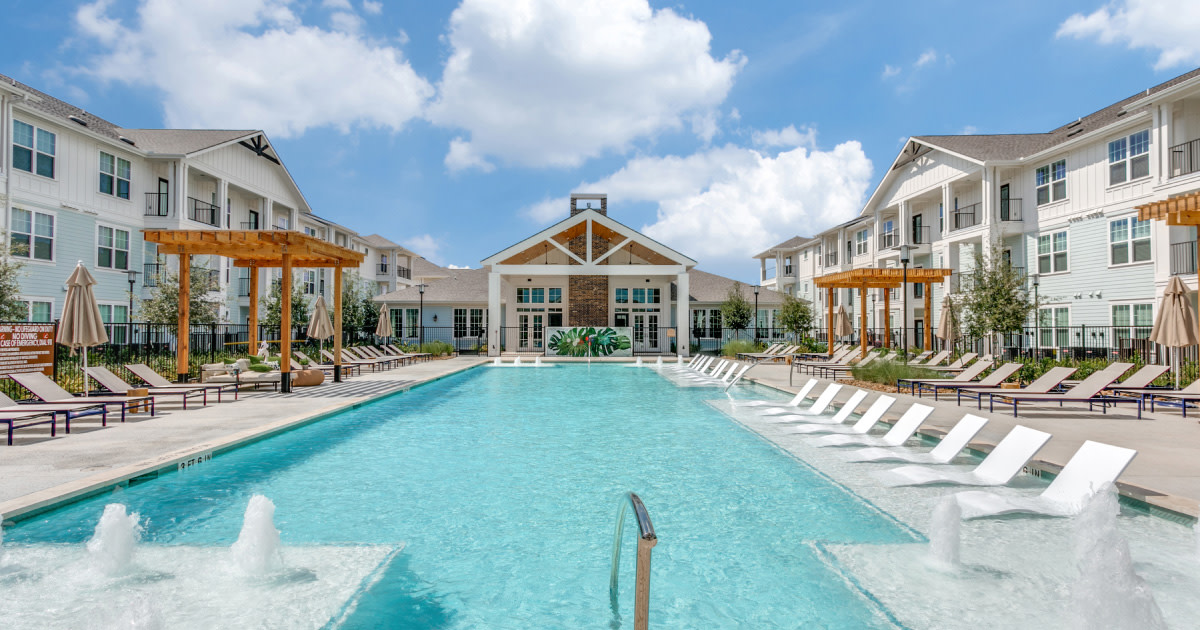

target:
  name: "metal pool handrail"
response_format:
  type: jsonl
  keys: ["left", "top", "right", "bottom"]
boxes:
{"left": 610, "top": 492, "right": 657, "bottom": 630}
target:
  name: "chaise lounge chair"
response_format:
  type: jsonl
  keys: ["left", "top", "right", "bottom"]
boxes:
{"left": 125, "top": 364, "right": 241, "bottom": 401}
{"left": 954, "top": 440, "right": 1138, "bottom": 519}
{"left": 759, "top": 383, "right": 843, "bottom": 416}
{"left": 911, "top": 362, "right": 1023, "bottom": 400}
{"left": 85, "top": 366, "right": 210, "bottom": 409}
{"left": 0, "top": 392, "right": 108, "bottom": 445}
{"left": 987, "top": 362, "right": 1139, "bottom": 418}
{"left": 810, "top": 403, "right": 934, "bottom": 448}
{"left": 8, "top": 371, "right": 155, "bottom": 421}
{"left": 292, "top": 350, "right": 362, "bottom": 377}
{"left": 896, "top": 358, "right": 994, "bottom": 395}
{"left": 783, "top": 394, "right": 896, "bottom": 435}
{"left": 883, "top": 425, "right": 1052, "bottom": 487}
{"left": 731, "top": 378, "right": 818, "bottom": 408}
{"left": 955, "top": 366, "right": 1077, "bottom": 408}
{"left": 845, "top": 414, "right": 989, "bottom": 464}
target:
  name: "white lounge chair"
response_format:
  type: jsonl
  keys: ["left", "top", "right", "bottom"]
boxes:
{"left": 884, "top": 425, "right": 1051, "bottom": 487}
{"left": 954, "top": 441, "right": 1138, "bottom": 519}
{"left": 732, "top": 379, "right": 817, "bottom": 407}
{"left": 810, "top": 403, "right": 934, "bottom": 447}
{"left": 783, "top": 395, "right": 895, "bottom": 435}
{"left": 845, "top": 414, "right": 989, "bottom": 464}
{"left": 768, "top": 389, "right": 869, "bottom": 425}
{"left": 760, "top": 384, "right": 843, "bottom": 416}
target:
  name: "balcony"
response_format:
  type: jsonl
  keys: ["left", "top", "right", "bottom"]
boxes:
{"left": 1171, "top": 241, "right": 1197, "bottom": 276}
{"left": 910, "top": 225, "right": 931, "bottom": 245}
{"left": 239, "top": 221, "right": 261, "bottom": 230}
{"left": 999, "top": 198, "right": 1023, "bottom": 222}
{"left": 187, "top": 197, "right": 221, "bottom": 227}
{"left": 143, "top": 262, "right": 166, "bottom": 287}
{"left": 950, "top": 203, "right": 980, "bottom": 231}
{"left": 237, "top": 277, "right": 251, "bottom": 297}
{"left": 397, "top": 266, "right": 412, "bottom": 280}
{"left": 145, "top": 193, "right": 169, "bottom": 217}
{"left": 377, "top": 263, "right": 390, "bottom": 275}
{"left": 877, "top": 230, "right": 899, "bottom": 250}
{"left": 824, "top": 252, "right": 838, "bottom": 267}
{"left": 1170, "top": 138, "right": 1200, "bottom": 179}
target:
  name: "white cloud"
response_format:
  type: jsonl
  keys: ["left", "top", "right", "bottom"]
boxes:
{"left": 428, "top": 0, "right": 745, "bottom": 169}
{"left": 521, "top": 136, "right": 873, "bottom": 268}
{"left": 73, "top": 0, "right": 433, "bottom": 138}
{"left": 444, "top": 137, "right": 495, "bottom": 173}
{"left": 446, "top": 264, "right": 471, "bottom": 269}
{"left": 960, "top": 125, "right": 978, "bottom": 135}
{"left": 1058, "top": 0, "right": 1200, "bottom": 70}
{"left": 751, "top": 124, "right": 816, "bottom": 149}
{"left": 914, "top": 49, "right": 938, "bottom": 68}
{"left": 404, "top": 234, "right": 442, "bottom": 261}
{"left": 881, "top": 64, "right": 901, "bottom": 78}
{"left": 322, "top": 0, "right": 352, "bottom": 8}
{"left": 362, "top": 0, "right": 382, "bottom": 15}
{"left": 330, "top": 10, "right": 363, "bottom": 34}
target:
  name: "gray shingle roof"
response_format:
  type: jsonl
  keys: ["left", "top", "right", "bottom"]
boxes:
{"left": 362, "top": 234, "right": 403, "bottom": 249}
{"left": 376, "top": 267, "right": 488, "bottom": 303}
{"left": 118, "top": 129, "right": 257, "bottom": 155}
{"left": 754, "top": 235, "right": 815, "bottom": 258}
{"left": 676, "top": 270, "right": 786, "bottom": 305}
{"left": 411, "top": 257, "right": 449, "bottom": 279}
{"left": 1, "top": 73, "right": 125, "bottom": 141}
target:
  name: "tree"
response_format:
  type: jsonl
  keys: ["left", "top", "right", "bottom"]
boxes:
{"left": 340, "top": 271, "right": 378, "bottom": 332}
{"left": 950, "top": 242, "right": 1036, "bottom": 352}
{"left": 776, "top": 294, "right": 813, "bottom": 339}
{"left": 720, "top": 281, "right": 753, "bottom": 332}
{"left": 139, "top": 265, "right": 220, "bottom": 324}
{"left": 262, "top": 274, "right": 310, "bottom": 330}
{"left": 0, "top": 238, "right": 28, "bottom": 321}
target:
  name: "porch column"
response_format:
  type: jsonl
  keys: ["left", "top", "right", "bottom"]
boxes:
{"left": 488, "top": 271, "right": 501, "bottom": 357}
{"left": 676, "top": 271, "right": 690, "bottom": 357}
{"left": 859, "top": 283, "right": 868, "bottom": 358}
{"left": 177, "top": 253, "right": 190, "bottom": 382}
{"left": 941, "top": 183, "right": 952, "bottom": 238}
{"left": 826, "top": 286, "right": 834, "bottom": 356}
{"left": 217, "top": 177, "right": 229, "bottom": 228}
{"left": 280, "top": 252, "right": 292, "bottom": 393}
{"left": 882, "top": 287, "right": 890, "bottom": 349}
{"left": 981, "top": 166, "right": 993, "bottom": 226}
{"left": 248, "top": 264, "right": 258, "bottom": 354}
{"left": 333, "top": 266, "right": 344, "bottom": 382}
{"left": 924, "top": 281, "right": 933, "bottom": 351}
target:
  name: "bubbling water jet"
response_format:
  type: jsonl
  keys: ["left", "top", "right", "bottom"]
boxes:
{"left": 87, "top": 504, "right": 142, "bottom": 576}
{"left": 928, "top": 496, "right": 961, "bottom": 569}
{"left": 231, "top": 495, "right": 283, "bottom": 577}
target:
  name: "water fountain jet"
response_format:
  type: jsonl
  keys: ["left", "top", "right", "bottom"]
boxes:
{"left": 514, "top": 356, "right": 522, "bottom": 366}
{"left": 87, "top": 503, "right": 142, "bottom": 576}
{"left": 928, "top": 496, "right": 961, "bottom": 569}
{"left": 231, "top": 495, "right": 283, "bottom": 577}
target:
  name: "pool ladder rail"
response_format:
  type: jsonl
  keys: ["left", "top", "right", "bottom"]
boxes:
{"left": 610, "top": 492, "right": 657, "bottom": 630}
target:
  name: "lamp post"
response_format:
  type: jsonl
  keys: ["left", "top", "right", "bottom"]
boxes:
{"left": 125, "top": 269, "right": 140, "bottom": 319}
{"left": 417, "top": 283, "right": 427, "bottom": 348}
{"left": 900, "top": 244, "right": 910, "bottom": 364}
{"left": 1030, "top": 272, "right": 1040, "bottom": 359}
{"left": 753, "top": 284, "right": 760, "bottom": 342}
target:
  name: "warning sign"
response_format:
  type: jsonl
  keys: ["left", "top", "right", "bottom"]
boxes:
{"left": 0, "top": 323, "right": 55, "bottom": 377}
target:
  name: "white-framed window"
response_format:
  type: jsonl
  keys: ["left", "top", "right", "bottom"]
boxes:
{"left": 802, "top": 250, "right": 808, "bottom": 260}
{"left": 1038, "top": 306, "right": 1070, "bottom": 348}
{"left": 13, "top": 120, "right": 55, "bottom": 178}
{"left": 1037, "top": 230, "right": 1068, "bottom": 274}
{"left": 517, "top": 287, "right": 545, "bottom": 303}
{"left": 11, "top": 208, "right": 54, "bottom": 261}
{"left": 97, "top": 225, "right": 130, "bottom": 270}
{"left": 303, "top": 226, "right": 318, "bottom": 237}
{"left": 98, "top": 303, "right": 129, "bottom": 344}
{"left": 1112, "top": 303, "right": 1153, "bottom": 348}
{"left": 404, "top": 308, "right": 419, "bottom": 337}
{"left": 20, "top": 299, "right": 53, "bottom": 323}
{"left": 469, "top": 308, "right": 484, "bottom": 337}
{"left": 302, "top": 270, "right": 317, "bottom": 295}
{"left": 453, "top": 308, "right": 468, "bottom": 338}
{"left": 855, "top": 229, "right": 869, "bottom": 256}
{"left": 99, "top": 152, "right": 131, "bottom": 199}
{"left": 1036, "top": 159, "right": 1067, "bottom": 205}
{"left": 548, "top": 288, "right": 562, "bottom": 303}
{"left": 1109, "top": 217, "right": 1151, "bottom": 265}
{"left": 631, "top": 288, "right": 660, "bottom": 304}
{"left": 783, "top": 256, "right": 793, "bottom": 275}
{"left": 1108, "top": 130, "right": 1150, "bottom": 186}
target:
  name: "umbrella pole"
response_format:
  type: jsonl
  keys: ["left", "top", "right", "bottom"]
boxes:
{"left": 82, "top": 346, "right": 89, "bottom": 398}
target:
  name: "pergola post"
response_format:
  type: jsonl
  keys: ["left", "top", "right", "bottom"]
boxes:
{"left": 924, "top": 281, "right": 933, "bottom": 351}
{"left": 280, "top": 252, "right": 292, "bottom": 393}
{"left": 248, "top": 264, "right": 259, "bottom": 354}
{"left": 882, "top": 288, "right": 891, "bottom": 349}
{"left": 859, "top": 283, "right": 868, "bottom": 358}
{"left": 177, "top": 253, "right": 190, "bottom": 382}
{"left": 333, "top": 266, "right": 344, "bottom": 382}
{"left": 826, "top": 287, "right": 834, "bottom": 356}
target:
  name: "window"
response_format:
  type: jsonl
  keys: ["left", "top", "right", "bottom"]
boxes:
{"left": 783, "top": 256, "right": 793, "bottom": 275}
{"left": 709, "top": 308, "right": 721, "bottom": 338}
{"left": 938, "top": 204, "right": 943, "bottom": 233}
{"left": 914, "top": 282, "right": 923, "bottom": 298}
{"left": 302, "top": 270, "right": 316, "bottom": 295}
{"left": 855, "top": 229, "right": 869, "bottom": 256}
{"left": 454, "top": 308, "right": 468, "bottom": 338}
{"left": 1109, "top": 217, "right": 1151, "bottom": 265}
{"left": 1035, "top": 159, "right": 1067, "bottom": 205}
{"left": 99, "top": 304, "right": 129, "bottom": 344}
{"left": 405, "top": 308, "right": 419, "bottom": 337}
{"left": 548, "top": 288, "right": 562, "bottom": 303}
{"left": 633, "top": 288, "right": 646, "bottom": 303}
{"left": 21, "top": 300, "right": 52, "bottom": 323}
{"left": 1112, "top": 304, "right": 1153, "bottom": 347}
{"left": 615, "top": 288, "right": 628, "bottom": 304}
{"left": 803, "top": 250, "right": 808, "bottom": 260}
{"left": 97, "top": 226, "right": 129, "bottom": 270}
{"left": 13, "top": 120, "right": 55, "bottom": 178}
{"left": 517, "top": 287, "right": 545, "bottom": 303}
{"left": 470, "top": 308, "right": 484, "bottom": 337}
{"left": 1037, "top": 230, "right": 1068, "bottom": 274}
{"left": 1039, "top": 307, "right": 1069, "bottom": 348}
{"left": 99, "top": 152, "right": 131, "bottom": 199}
{"left": 11, "top": 208, "right": 53, "bottom": 261}
{"left": 303, "top": 226, "right": 318, "bottom": 237}
{"left": 1108, "top": 130, "right": 1150, "bottom": 186}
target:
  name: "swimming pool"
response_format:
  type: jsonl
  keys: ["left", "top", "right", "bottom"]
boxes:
{"left": 3, "top": 364, "right": 919, "bottom": 629}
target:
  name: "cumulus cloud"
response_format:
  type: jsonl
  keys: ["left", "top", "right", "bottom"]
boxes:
{"left": 444, "top": 137, "right": 495, "bottom": 173}
{"left": 522, "top": 137, "right": 873, "bottom": 267}
{"left": 362, "top": 0, "right": 382, "bottom": 15}
{"left": 446, "top": 264, "right": 471, "bottom": 269}
{"left": 751, "top": 125, "right": 816, "bottom": 149}
{"left": 1058, "top": 0, "right": 1200, "bottom": 70}
{"left": 404, "top": 234, "right": 442, "bottom": 261}
{"left": 429, "top": 0, "right": 745, "bottom": 170}
{"left": 73, "top": 0, "right": 433, "bottom": 137}
{"left": 914, "top": 49, "right": 938, "bottom": 68}
{"left": 881, "top": 64, "right": 900, "bottom": 78}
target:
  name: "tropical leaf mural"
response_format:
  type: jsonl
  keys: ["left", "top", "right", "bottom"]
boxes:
{"left": 547, "top": 327, "right": 632, "bottom": 357}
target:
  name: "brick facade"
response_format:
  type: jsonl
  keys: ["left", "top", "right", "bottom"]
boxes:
{"left": 568, "top": 275, "right": 609, "bottom": 326}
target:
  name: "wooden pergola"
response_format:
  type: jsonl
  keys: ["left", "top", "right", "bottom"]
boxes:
{"left": 143, "top": 230, "right": 366, "bottom": 391}
{"left": 1137, "top": 191, "right": 1200, "bottom": 342}
{"left": 814, "top": 267, "right": 953, "bottom": 357}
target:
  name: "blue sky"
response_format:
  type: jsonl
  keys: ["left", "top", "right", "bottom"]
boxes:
{"left": 3, "top": 0, "right": 1197, "bottom": 281}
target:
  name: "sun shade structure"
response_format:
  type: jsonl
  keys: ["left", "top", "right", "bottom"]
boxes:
{"left": 57, "top": 263, "right": 109, "bottom": 397}
{"left": 143, "top": 230, "right": 365, "bottom": 390}
{"left": 814, "top": 267, "right": 952, "bottom": 357}
{"left": 1137, "top": 193, "right": 1200, "bottom": 372}
{"left": 936, "top": 295, "right": 959, "bottom": 343}
{"left": 1150, "top": 276, "right": 1199, "bottom": 389}
{"left": 375, "top": 304, "right": 394, "bottom": 339}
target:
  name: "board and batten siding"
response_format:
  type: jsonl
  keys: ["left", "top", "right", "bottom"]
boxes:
{"left": 876, "top": 152, "right": 979, "bottom": 210}
{"left": 191, "top": 144, "right": 306, "bottom": 212}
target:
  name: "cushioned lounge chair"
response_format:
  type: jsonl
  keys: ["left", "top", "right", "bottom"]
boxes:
{"left": 987, "top": 362, "right": 1139, "bottom": 418}
{"left": 8, "top": 371, "right": 154, "bottom": 421}
{"left": 811, "top": 403, "right": 934, "bottom": 448}
{"left": 125, "top": 364, "right": 240, "bottom": 401}
{"left": 845, "top": 414, "right": 989, "bottom": 464}
{"left": 85, "top": 366, "right": 209, "bottom": 409}
{"left": 783, "top": 394, "right": 896, "bottom": 435}
{"left": 884, "top": 425, "right": 1052, "bottom": 487}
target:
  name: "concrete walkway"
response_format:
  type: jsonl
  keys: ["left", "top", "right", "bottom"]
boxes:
{"left": 742, "top": 362, "right": 1200, "bottom": 518}
{"left": 0, "top": 357, "right": 488, "bottom": 520}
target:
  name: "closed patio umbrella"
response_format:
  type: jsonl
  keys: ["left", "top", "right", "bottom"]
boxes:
{"left": 307, "top": 295, "right": 334, "bottom": 360}
{"left": 1149, "top": 276, "right": 1199, "bottom": 389}
{"left": 832, "top": 305, "right": 853, "bottom": 339}
{"left": 936, "top": 295, "right": 959, "bottom": 349}
{"left": 375, "top": 304, "right": 394, "bottom": 342}
{"left": 56, "top": 263, "right": 109, "bottom": 397}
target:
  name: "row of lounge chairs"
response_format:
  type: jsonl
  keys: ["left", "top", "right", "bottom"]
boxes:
{"left": 671, "top": 355, "right": 752, "bottom": 385}
{"left": 735, "top": 379, "right": 1138, "bottom": 518}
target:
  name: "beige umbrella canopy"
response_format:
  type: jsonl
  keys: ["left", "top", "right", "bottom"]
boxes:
{"left": 375, "top": 304, "right": 394, "bottom": 338}
{"left": 56, "top": 263, "right": 109, "bottom": 396}
{"left": 1150, "top": 276, "right": 1199, "bottom": 388}
{"left": 307, "top": 296, "right": 334, "bottom": 341}
{"left": 936, "top": 295, "right": 959, "bottom": 343}
{"left": 832, "top": 305, "right": 853, "bottom": 338}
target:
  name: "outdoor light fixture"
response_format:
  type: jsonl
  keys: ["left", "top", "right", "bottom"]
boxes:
{"left": 125, "top": 269, "right": 140, "bottom": 319}
{"left": 753, "top": 285, "right": 760, "bottom": 341}
{"left": 899, "top": 244, "right": 910, "bottom": 364}
{"left": 417, "top": 283, "right": 428, "bottom": 346}
{"left": 1030, "top": 272, "right": 1040, "bottom": 358}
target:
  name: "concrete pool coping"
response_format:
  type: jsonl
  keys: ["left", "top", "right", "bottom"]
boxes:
{"left": 0, "top": 357, "right": 489, "bottom": 523}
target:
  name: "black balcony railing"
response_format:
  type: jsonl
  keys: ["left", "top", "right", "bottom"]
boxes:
{"left": 824, "top": 252, "right": 838, "bottom": 267}
{"left": 1171, "top": 241, "right": 1198, "bottom": 276}
{"left": 877, "top": 231, "right": 898, "bottom": 250}
{"left": 187, "top": 197, "right": 221, "bottom": 227}
{"left": 145, "top": 193, "right": 169, "bottom": 217}
{"left": 1000, "top": 198, "right": 1023, "bottom": 222}
{"left": 240, "top": 221, "right": 261, "bottom": 230}
{"left": 951, "top": 203, "right": 980, "bottom": 231}
{"left": 910, "top": 225, "right": 931, "bottom": 245}
{"left": 143, "top": 262, "right": 166, "bottom": 287}
{"left": 273, "top": 225, "right": 290, "bottom": 230}
{"left": 397, "top": 266, "right": 412, "bottom": 280}
{"left": 1170, "top": 138, "right": 1200, "bottom": 179}
{"left": 377, "top": 263, "right": 390, "bottom": 275}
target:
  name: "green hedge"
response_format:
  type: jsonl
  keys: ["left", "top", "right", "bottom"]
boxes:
{"left": 721, "top": 339, "right": 763, "bottom": 357}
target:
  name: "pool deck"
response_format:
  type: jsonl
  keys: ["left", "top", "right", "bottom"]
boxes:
{"left": 0, "top": 356, "right": 489, "bottom": 522}
{"left": 742, "top": 362, "right": 1200, "bottom": 519}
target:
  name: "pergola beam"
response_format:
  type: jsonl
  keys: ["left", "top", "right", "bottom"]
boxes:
{"left": 1135, "top": 192, "right": 1200, "bottom": 352}
{"left": 812, "top": 267, "right": 952, "bottom": 357}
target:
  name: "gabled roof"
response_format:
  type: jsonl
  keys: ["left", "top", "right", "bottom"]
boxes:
{"left": 0, "top": 73, "right": 125, "bottom": 142}
{"left": 117, "top": 129, "right": 258, "bottom": 156}
{"left": 376, "top": 268, "right": 488, "bottom": 303}
{"left": 753, "top": 235, "right": 815, "bottom": 259}
{"left": 411, "top": 257, "right": 450, "bottom": 279}
{"left": 482, "top": 208, "right": 697, "bottom": 267}
{"left": 362, "top": 234, "right": 403, "bottom": 249}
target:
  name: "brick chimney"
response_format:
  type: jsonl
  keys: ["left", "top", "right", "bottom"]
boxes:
{"left": 570, "top": 193, "right": 606, "bottom": 217}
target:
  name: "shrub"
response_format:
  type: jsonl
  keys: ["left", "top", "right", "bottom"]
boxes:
{"left": 419, "top": 341, "right": 456, "bottom": 357}
{"left": 850, "top": 359, "right": 944, "bottom": 386}
{"left": 721, "top": 339, "right": 763, "bottom": 357}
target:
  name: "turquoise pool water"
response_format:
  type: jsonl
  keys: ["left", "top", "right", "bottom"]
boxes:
{"left": 7, "top": 365, "right": 917, "bottom": 628}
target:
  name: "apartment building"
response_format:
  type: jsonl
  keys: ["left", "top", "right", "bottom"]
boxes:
{"left": 0, "top": 73, "right": 428, "bottom": 326}
{"left": 756, "top": 67, "right": 1200, "bottom": 351}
